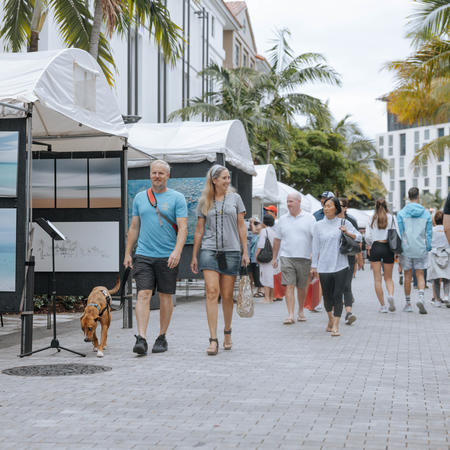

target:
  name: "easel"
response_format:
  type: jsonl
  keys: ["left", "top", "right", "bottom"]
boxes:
{"left": 20, "top": 218, "right": 85, "bottom": 357}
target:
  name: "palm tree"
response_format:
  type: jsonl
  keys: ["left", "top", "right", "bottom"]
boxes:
{"left": 168, "top": 64, "right": 289, "bottom": 155}
{"left": 0, "top": 0, "right": 183, "bottom": 84}
{"left": 384, "top": 0, "right": 449, "bottom": 166}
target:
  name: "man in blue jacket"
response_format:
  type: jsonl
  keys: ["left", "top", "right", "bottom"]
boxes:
{"left": 397, "top": 187, "right": 432, "bottom": 314}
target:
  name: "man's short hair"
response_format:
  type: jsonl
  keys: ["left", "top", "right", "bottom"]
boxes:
{"left": 150, "top": 159, "right": 171, "bottom": 174}
{"left": 408, "top": 187, "right": 419, "bottom": 200}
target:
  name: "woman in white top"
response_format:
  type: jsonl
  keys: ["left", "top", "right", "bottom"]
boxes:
{"left": 428, "top": 210, "right": 450, "bottom": 305}
{"left": 365, "top": 198, "right": 396, "bottom": 313}
{"left": 311, "top": 197, "right": 361, "bottom": 336}
{"left": 256, "top": 214, "right": 276, "bottom": 303}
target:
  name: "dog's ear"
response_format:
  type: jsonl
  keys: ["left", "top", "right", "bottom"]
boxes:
{"left": 94, "top": 317, "right": 100, "bottom": 322}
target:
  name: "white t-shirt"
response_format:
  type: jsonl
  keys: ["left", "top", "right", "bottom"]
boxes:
{"left": 273, "top": 210, "right": 316, "bottom": 258}
{"left": 432, "top": 225, "right": 449, "bottom": 249}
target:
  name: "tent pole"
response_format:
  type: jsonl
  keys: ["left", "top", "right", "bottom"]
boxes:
{"left": 20, "top": 104, "right": 35, "bottom": 355}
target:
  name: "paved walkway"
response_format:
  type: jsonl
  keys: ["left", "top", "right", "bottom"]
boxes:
{"left": 0, "top": 267, "right": 449, "bottom": 449}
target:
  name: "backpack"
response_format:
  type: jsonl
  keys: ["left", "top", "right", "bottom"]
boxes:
{"left": 257, "top": 229, "right": 273, "bottom": 263}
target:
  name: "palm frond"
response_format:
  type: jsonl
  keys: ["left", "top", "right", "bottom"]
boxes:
{"left": 411, "top": 134, "right": 450, "bottom": 166}
{"left": 408, "top": 0, "right": 450, "bottom": 43}
{"left": 0, "top": 0, "right": 33, "bottom": 52}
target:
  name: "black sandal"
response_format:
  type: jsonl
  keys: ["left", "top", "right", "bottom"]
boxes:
{"left": 223, "top": 329, "right": 232, "bottom": 350}
{"left": 207, "top": 338, "right": 219, "bottom": 355}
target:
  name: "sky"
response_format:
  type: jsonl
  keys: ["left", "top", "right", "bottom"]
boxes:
{"left": 244, "top": 0, "right": 415, "bottom": 139}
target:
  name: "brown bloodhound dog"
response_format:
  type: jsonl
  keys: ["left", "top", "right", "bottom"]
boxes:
{"left": 80, "top": 279, "right": 120, "bottom": 357}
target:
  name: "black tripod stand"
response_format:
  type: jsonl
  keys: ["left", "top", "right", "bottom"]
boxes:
{"left": 20, "top": 218, "right": 85, "bottom": 358}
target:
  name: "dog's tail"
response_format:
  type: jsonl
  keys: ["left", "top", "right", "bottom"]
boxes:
{"left": 108, "top": 276, "right": 121, "bottom": 295}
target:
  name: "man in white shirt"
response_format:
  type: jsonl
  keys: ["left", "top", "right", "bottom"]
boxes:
{"left": 272, "top": 193, "right": 316, "bottom": 324}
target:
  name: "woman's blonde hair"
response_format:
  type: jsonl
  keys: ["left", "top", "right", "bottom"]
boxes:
{"left": 198, "top": 165, "right": 232, "bottom": 215}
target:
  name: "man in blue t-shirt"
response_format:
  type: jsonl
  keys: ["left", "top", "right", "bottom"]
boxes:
{"left": 124, "top": 160, "right": 188, "bottom": 356}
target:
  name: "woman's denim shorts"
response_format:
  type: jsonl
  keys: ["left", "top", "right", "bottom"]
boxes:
{"left": 199, "top": 249, "right": 241, "bottom": 276}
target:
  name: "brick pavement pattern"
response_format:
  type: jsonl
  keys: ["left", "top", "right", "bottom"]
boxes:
{"left": 0, "top": 268, "right": 449, "bottom": 449}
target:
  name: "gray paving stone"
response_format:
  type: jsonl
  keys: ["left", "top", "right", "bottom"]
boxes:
{"left": 1, "top": 267, "right": 450, "bottom": 448}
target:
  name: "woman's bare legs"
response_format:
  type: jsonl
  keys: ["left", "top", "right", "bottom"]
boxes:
{"left": 220, "top": 274, "right": 236, "bottom": 348}
{"left": 370, "top": 261, "right": 385, "bottom": 306}
{"left": 204, "top": 270, "right": 220, "bottom": 353}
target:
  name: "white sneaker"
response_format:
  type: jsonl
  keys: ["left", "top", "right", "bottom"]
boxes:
{"left": 387, "top": 297, "right": 396, "bottom": 312}
{"left": 379, "top": 305, "right": 388, "bottom": 313}
{"left": 314, "top": 304, "right": 323, "bottom": 312}
{"left": 416, "top": 299, "right": 427, "bottom": 314}
{"left": 432, "top": 299, "right": 442, "bottom": 307}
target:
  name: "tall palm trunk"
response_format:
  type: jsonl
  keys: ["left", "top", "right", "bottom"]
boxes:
{"left": 29, "top": 0, "right": 44, "bottom": 52}
{"left": 89, "top": 0, "right": 103, "bottom": 59}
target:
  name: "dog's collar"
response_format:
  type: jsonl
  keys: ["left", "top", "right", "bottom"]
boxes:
{"left": 87, "top": 303, "right": 101, "bottom": 312}
{"left": 100, "top": 289, "right": 111, "bottom": 300}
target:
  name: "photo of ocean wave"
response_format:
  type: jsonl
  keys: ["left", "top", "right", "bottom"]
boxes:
{"left": 128, "top": 177, "right": 206, "bottom": 244}
{"left": 0, "top": 208, "right": 16, "bottom": 291}
{"left": 56, "top": 159, "right": 88, "bottom": 208}
{"left": 0, "top": 131, "right": 19, "bottom": 197}
{"left": 89, "top": 158, "right": 121, "bottom": 208}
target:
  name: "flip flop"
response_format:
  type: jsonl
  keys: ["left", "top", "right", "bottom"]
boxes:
{"left": 297, "top": 316, "right": 307, "bottom": 322}
{"left": 283, "top": 318, "right": 295, "bottom": 325}
{"left": 253, "top": 292, "right": 265, "bottom": 298}
{"left": 331, "top": 330, "right": 341, "bottom": 337}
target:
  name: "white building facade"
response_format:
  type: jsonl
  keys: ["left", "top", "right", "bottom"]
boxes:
{"left": 377, "top": 122, "right": 450, "bottom": 212}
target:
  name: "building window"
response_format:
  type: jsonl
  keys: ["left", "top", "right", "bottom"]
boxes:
{"left": 437, "top": 177, "right": 442, "bottom": 188}
{"left": 234, "top": 43, "right": 240, "bottom": 67}
{"left": 379, "top": 136, "right": 384, "bottom": 146}
{"left": 388, "top": 192, "right": 393, "bottom": 203}
{"left": 388, "top": 135, "right": 393, "bottom": 156}
{"left": 413, "top": 178, "right": 418, "bottom": 187}
{"left": 414, "top": 168, "right": 419, "bottom": 177}
{"left": 389, "top": 158, "right": 395, "bottom": 179}
{"left": 424, "top": 129, "right": 430, "bottom": 140}
{"left": 211, "top": 16, "right": 215, "bottom": 37}
{"left": 414, "top": 130, "right": 420, "bottom": 152}
{"left": 424, "top": 177, "right": 429, "bottom": 187}
{"left": 438, "top": 127, "right": 445, "bottom": 137}
{"left": 379, "top": 148, "right": 384, "bottom": 158}
{"left": 399, "top": 157, "right": 405, "bottom": 177}
{"left": 400, "top": 133, "right": 406, "bottom": 156}
{"left": 243, "top": 52, "right": 248, "bottom": 67}
{"left": 422, "top": 165, "right": 428, "bottom": 177}
{"left": 390, "top": 180, "right": 395, "bottom": 191}
{"left": 437, "top": 165, "right": 442, "bottom": 175}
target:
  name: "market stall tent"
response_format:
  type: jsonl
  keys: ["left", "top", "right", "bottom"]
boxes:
{"left": 128, "top": 120, "right": 255, "bottom": 174}
{"left": 0, "top": 48, "right": 134, "bottom": 152}
{"left": 0, "top": 49, "right": 134, "bottom": 315}
{"left": 252, "top": 164, "right": 279, "bottom": 220}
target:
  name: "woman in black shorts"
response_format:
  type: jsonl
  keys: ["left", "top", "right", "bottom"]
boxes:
{"left": 365, "top": 198, "right": 397, "bottom": 313}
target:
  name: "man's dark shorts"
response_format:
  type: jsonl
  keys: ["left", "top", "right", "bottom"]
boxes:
{"left": 133, "top": 255, "right": 178, "bottom": 294}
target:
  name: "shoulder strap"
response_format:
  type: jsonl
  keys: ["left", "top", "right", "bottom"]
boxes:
{"left": 147, "top": 188, "right": 178, "bottom": 234}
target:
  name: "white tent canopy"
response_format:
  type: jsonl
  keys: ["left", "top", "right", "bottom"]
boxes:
{"left": 0, "top": 48, "right": 130, "bottom": 152}
{"left": 128, "top": 120, "right": 256, "bottom": 175}
{"left": 253, "top": 164, "right": 279, "bottom": 203}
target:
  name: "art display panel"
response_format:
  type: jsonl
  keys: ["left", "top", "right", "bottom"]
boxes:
{"left": 128, "top": 178, "right": 206, "bottom": 244}
{"left": 34, "top": 221, "right": 119, "bottom": 272}
{"left": 0, "top": 208, "right": 16, "bottom": 291}
{"left": 32, "top": 159, "right": 55, "bottom": 208}
{"left": 89, "top": 158, "right": 121, "bottom": 208}
{"left": 0, "top": 131, "right": 19, "bottom": 197}
{"left": 56, "top": 159, "right": 88, "bottom": 208}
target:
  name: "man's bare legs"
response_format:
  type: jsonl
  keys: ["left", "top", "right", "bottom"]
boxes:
{"left": 284, "top": 285, "right": 295, "bottom": 322}
{"left": 136, "top": 289, "right": 152, "bottom": 338}
{"left": 159, "top": 293, "right": 174, "bottom": 335}
{"left": 297, "top": 286, "right": 308, "bottom": 320}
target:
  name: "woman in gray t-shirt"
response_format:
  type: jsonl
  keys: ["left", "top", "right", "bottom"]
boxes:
{"left": 191, "top": 164, "right": 249, "bottom": 356}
